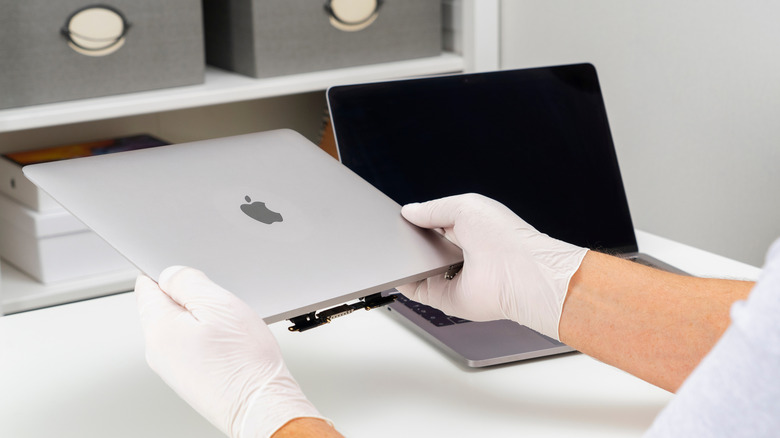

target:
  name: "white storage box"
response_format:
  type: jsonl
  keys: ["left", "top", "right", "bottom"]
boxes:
{"left": 0, "top": 157, "right": 61, "bottom": 212}
{"left": 0, "top": 194, "right": 133, "bottom": 283}
{"left": 1, "top": 134, "right": 169, "bottom": 212}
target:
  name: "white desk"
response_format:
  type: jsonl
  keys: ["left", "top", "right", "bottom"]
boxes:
{"left": 0, "top": 231, "right": 762, "bottom": 437}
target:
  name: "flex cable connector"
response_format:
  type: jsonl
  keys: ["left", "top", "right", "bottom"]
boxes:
{"left": 288, "top": 292, "right": 397, "bottom": 332}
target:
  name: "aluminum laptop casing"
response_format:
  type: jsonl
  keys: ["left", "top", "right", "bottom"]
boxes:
{"left": 23, "top": 129, "right": 463, "bottom": 323}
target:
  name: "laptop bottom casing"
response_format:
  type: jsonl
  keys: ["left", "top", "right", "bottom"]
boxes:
{"left": 383, "top": 295, "right": 574, "bottom": 368}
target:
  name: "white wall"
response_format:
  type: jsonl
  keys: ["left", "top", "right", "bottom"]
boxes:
{"left": 500, "top": 1, "right": 780, "bottom": 267}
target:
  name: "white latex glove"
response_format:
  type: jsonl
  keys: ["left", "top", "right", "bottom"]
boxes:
{"left": 136, "top": 266, "right": 326, "bottom": 438}
{"left": 398, "top": 193, "right": 588, "bottom": 340}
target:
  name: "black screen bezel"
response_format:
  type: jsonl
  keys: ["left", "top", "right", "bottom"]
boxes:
{"left": 327, "top": 63, "right": 638, "bottom": 253}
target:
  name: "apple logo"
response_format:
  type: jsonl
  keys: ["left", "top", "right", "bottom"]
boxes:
{"left": 240, "top": 196, "right": 283, "bottom": 224}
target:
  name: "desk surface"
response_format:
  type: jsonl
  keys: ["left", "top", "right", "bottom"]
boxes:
{"left": 0, "top": 231, "right": 762, "bottom": 438}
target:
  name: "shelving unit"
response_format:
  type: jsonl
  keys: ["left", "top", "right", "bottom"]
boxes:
{"left": 0, "top": 54, "right": 464, "bottom": 134}
{"left": 0, "top": 0, "right": 500, "bottom": 315}
{"left": 0, "top": 55, "right": 465, "bottom": 316}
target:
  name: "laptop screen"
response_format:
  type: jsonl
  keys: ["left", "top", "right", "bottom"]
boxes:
{"left": 328, "top": 63, "right": 637, "bottom": 252}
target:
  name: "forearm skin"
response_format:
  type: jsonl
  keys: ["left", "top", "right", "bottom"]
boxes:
{"left": 559, "top": 251, "right": 753, "bottom": 392}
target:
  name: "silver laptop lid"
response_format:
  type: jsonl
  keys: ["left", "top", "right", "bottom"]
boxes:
{"left": 23, "top": 129, "right": 463, "bottom": 323}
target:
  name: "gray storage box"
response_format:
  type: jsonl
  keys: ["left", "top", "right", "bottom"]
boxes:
{"left": 202, "top": 0, "right": 442, "bottom": 78}
{"left": 0, "top": 1, "right": 205, "bottom": 110}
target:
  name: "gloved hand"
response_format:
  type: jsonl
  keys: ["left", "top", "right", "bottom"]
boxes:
{"left": 398, "top": 193, "right": 588, "bottom": 340}
{"left": 135, "top": 266, "right": 327, "bottom": 438}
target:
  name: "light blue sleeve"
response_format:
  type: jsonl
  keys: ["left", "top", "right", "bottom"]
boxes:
{"left": 644, "top": 238, "right": 780, "bottom": 437}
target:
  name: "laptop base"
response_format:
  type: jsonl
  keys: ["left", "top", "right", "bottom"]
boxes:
{"left": 385, "top": 292, "right": 574, "bottom": 368}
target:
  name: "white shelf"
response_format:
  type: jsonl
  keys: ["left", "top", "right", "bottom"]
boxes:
{"left": 0, "top": 262, "right": 138, "bottom": 315}
{"left": 0, "top": 53, "right": 464, "bottom": 133}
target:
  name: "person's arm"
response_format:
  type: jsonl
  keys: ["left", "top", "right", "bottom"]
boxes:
{"left": 560, "top": 251, "right": 753, "bottom": 392}
{"left": 400, "top": 193, "right": 753, "bottom": 393}
{"left": 644, "top": 239, "right": 780, "bottom": 436}
{"left": 272, "top": 418, "right": 343, "bottom": 438}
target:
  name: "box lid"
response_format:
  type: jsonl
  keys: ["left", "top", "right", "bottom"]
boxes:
{"left": 0, "top": 192, "right": 87, "bottom": 238}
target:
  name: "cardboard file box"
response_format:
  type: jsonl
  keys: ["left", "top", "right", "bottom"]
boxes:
{"left": 0, "top": 194, "right": 133, "bottom": 284}
{"left": 202, "top": 0, "right": 442, "bottom": 78}
{"left": 0, "top": 1, "right": 204, "bottom": 109}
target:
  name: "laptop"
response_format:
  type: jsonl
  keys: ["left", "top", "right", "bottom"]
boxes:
{"left": 22, "top": 129, "right": 463, "bottom": 327}
{"left": 327, "top": 63, "right": 686, "bottom": 367}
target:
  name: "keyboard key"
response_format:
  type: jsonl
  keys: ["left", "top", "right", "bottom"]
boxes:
{"left": 393, "top": 293, "right": 471, "bottom": 327}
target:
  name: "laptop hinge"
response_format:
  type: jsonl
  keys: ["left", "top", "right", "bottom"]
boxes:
{"left": 287, "top": 292, "right": 397, "bottom": 332}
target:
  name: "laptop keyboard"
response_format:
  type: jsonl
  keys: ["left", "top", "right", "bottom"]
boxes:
{"left": 394, "top": 293, "right": 471, "bottom": 327}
